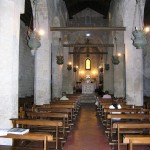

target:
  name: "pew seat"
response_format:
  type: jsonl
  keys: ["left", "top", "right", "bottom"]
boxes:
{"left": 0, "top": 133, "right": 53, "bottom": 150}
{"left": 123, "top": 135, "right": 150, "bottom": 150}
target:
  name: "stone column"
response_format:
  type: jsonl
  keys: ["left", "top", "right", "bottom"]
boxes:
{"left": 103, "top": 32, "right": 114, "bottom": 94}
{"left": 113, "top": 31, "right": 125, "bottom": 98}
{"left": 62, "top": 36, "right": 73, "bottom": 94}
{"left": 34, "top": 1, "right": 51, "bottom": 105}
{"left": 52, "top": 36, "right": 63, "bottom": 98}
{"left": 0, "top": 0, "right": 25, "bottom": 145}
{"left": 103, "top": 49, "right": 114, "bottom": 94}
{"left": 123, "top": 0, "right": 145, "bottom": 106}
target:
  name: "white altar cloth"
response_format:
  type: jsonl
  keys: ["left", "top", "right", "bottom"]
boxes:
{"left": 82, "top": 82, "right": 96, "bottom": 94}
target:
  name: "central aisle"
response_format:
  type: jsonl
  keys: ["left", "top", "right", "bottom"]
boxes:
{"left": 63, "top": 103, "right": 111, "bottom": 150}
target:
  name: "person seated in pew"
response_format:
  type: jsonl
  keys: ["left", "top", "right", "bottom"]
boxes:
{"left": 109, "top": 99, "right": 122, "bottom": 120}
{"left": 95, "top": 90, "right": 111, "bottom": 106}
{"left": 95, "top": 96, "right": 100, "bottom": 106}
{"left": 60, "top": 92, "right": 69, "bottom": 100}
{"left": 102, "top": 91, "right": 112, "bottom": 99}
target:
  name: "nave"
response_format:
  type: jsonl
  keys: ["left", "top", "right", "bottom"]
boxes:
{"left": 0, "top": 97, "right": 150, "bottom": 150}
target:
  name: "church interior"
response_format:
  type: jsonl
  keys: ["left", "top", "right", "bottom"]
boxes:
{"left": 0, "top": 0, "right": 150, "bottom": 149}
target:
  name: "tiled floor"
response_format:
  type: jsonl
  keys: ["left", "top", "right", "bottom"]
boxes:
{"left": 63, "top": 103, "right": 150, "bottom": 150}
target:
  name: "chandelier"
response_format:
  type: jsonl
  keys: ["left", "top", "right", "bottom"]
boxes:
{"left": 56, "top": 38, "right": 64, "bottom": 65}
{"left": 27, "top": 0, "right": 41, "bottom": 56}
{"left": 132, "top": 0, "right": 147, "bottom": 49}
{"left": 112, "top": 37, "right": 120, "bottom": 65}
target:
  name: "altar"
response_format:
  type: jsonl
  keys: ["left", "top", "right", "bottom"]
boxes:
{"left": 82, "top": 82, "right": 96, "bottom": 94}
{"left": 82, "top": 77, "right": 96, "bottom": 94}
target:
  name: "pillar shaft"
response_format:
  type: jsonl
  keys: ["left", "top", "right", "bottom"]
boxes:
{"left": 123, "top": 0, "right": 145, "bottom": 106}
{"left": 62, "top": 44, "right": 73, "bottom": 94}
{"left": 52, "top": 37, "right": 63, "bottom": 98}
{"left": 0, "top": 0, "right": 24, "bottom": 145}
{"left": 34, "top": 8, "right": 51, "bottom": 105}
{"left": 113, "top": 32, "right": 125, "bottom": 97}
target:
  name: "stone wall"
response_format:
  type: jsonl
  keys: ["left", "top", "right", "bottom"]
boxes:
{"left": 143, "top": 34, "right": 150, "bottom": 96}
{"left": 19, "top": 21, "right": 34, "bottom": 97}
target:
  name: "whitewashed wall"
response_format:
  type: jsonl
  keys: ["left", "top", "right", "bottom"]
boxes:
{"left": 19, "top": 21, "right": 34, "bottom": 97}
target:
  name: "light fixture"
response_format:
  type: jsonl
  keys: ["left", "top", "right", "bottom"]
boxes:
{"left": 73, "top": 52, "right": 79, "bottom": 72}
{"left": 67, "top": 48, "right": 72, "bottom": 70}
{"left": 104, "top": 50, "right": 109, "bottom": 70}
{"left": 132, "top": 0, "right": 147, "bottom": 49}
{"left": 67, "top": 62, "right": 72, "bottom": 70}
{"left": 99, "top": 66, "right": 103, "bottom": 73}
{"left": 86, "top": 33, "right": 91, "bottom": 37}
{"left": 144, "top": 26, "right": 150, "bottom": 33}
{"left": 112, "top": 37, "right": 120, "bottom": 65}
{"left": 56, "top": 38, "right": 64, "bottom": 65}
{"left": 117, "top": 53, "right": 121, "bottom": 57}
{"left": 73, "top": 65, "right": 78, "bottom": 72}
{"left": 27, "top": 0, "right": 41, "bottom": 56}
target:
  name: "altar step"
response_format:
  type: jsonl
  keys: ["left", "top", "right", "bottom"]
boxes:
{"left": 79, "top": 94, "right": 96, "bottom": 103}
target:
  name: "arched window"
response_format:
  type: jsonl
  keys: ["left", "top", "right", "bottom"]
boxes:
{"left": 85, "top": 58, "right": 91, "bottom": 70}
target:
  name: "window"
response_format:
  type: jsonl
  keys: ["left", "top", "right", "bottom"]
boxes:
{"left": 85, "top": 58, "right": 91, "bottom": 70}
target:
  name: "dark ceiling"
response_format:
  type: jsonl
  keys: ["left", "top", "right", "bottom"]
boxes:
{"left": 63, "top": 0, "right": 111, "bottom": 19}
{"left": 144, "top": 0, "right": 150, "bottom": 25}
{"left": 20, "top": 0, "right": 150, "bottom": 27}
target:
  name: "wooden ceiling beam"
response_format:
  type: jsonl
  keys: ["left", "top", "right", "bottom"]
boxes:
{"left": 50, "top": 26, "right": 126, "bottom": 31}
{"left": 63, "top": 44, "right": 114, "bottom": 47}
{"left": 69, "top": 52, "right": 108, "bottom": 54}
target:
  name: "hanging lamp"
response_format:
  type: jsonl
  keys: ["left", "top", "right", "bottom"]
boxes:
{"left": 112, "top": 37, "right": 120, "bottom": 65}
{"left": 73, "top": 49, "right": 78, "bottom": 72}
{"left": 104, "top": 50, "right": 109, "bottom": 70}
{"left": 27, "top": 0, "right": 41, "bottom": 56}
{"left": 132, "top": 0, "right": 147, "bottom": 49}
{"left": 67, "top": 47, "right": 72, "bottom": 70}
{"left": 56, "top": 38, "right": 64, "bottom": 65}
{"left": 67, "top": 62, "right": 72, "bottom": 70}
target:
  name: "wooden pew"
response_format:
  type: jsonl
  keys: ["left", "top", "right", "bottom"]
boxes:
{"left": 0, "top": 133, "right": 53, "bottom": 150}
{"left": 107, "top": 114, "right": 150, "bottom": 138}
{"left": 123, "top": 135, "right": 150, "bottom": 150}
{"left": 10, "top": 119, "right": 63, "bottom": 150}
{"left": 100, "top": 102, "right": 128, "bottom": 118}
{"left": 113, "top": 122, "right": 150, "bottom": 150}
{"left": 36, "top": 107, "right": 74, "bottom": 123}
{"left": 35, "top": 104, "right": 76, "bottom": 122}
{"left": 103, "top": 108, "right": 141, "bottom": 126}
{"left": 26, "top": 112, "right": 69, "bottom": 136}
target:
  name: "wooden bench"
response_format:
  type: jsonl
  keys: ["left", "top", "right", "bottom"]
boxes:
{"left": 26, "top": 112, "right": 69, "bottom": 135}
{"left": 113, "top": 122, "right": 150, "bottom": 150}
{"left": 10, "top": 119, "right": 63, "bottom": 150}
{"left": 99, "top": 102, "right": 127, "bottom": 117}
{"left": 123, "top": 135, "right": 150, "bottom": 150}
{"left": 107, "top": 114, "right": 150, "bottom": 138}
{"left": 102, "top": 108, "right": 141, "bottom": 126}
{"left": 0, "top": 133, "right": 53, "bottom": 150}
{"left": 35, "top": 105, "right": 76, "bottom": 122}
